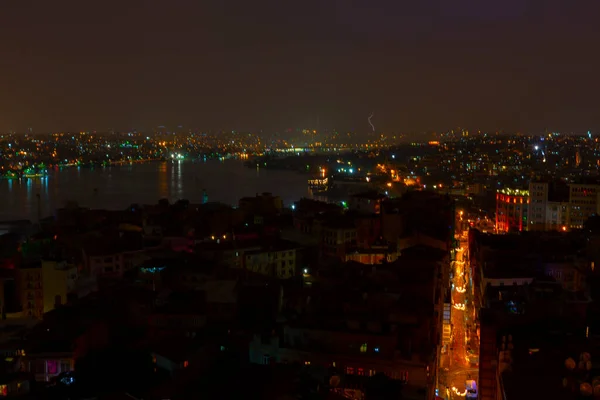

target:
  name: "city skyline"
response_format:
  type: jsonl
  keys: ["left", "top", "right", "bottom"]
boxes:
{"left": 1, "top": 0, "right": 600, "bottom": 133}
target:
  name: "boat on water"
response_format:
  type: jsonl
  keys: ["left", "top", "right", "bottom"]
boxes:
{"left": 308, "top": 176, "right": 329, "bottom": 191}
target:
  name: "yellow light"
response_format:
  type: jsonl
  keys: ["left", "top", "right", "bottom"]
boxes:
{"left": 387, "top": 182, "right": 392, "bottom": 187}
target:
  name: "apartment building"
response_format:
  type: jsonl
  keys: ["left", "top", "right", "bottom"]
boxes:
{"left": 495, "top": 188, "right": 529, "bottom": 233}
{"left": 497, "top": 182, "right": 600, "bottom": 232}
{"left": 569, "top": 183, "right": 600, "bottom": 229}
{"left": 528, "top": 182, "right": 569, "bottom": 231}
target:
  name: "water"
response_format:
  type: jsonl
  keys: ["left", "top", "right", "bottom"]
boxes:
{"left": 0, "top": 160, "right": 312, "bottom": 221}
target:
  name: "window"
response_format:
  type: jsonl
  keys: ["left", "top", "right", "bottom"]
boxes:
{"left": 183, "top": 360, "right": 189, "bottom": 368}
{"left": 263, "top": 355, "right": 271, "bottom": 365}
{"left": 360, "top": 343, "right": 368, "bottom": 353}
{"left": 399, "top": 371, "right": 409, "bottom": 383}
{"left": 357, "top": 368, "right": 364, "bottom": 376}
{"left": 369, "top": 369, "right": 376, "bottom": 376}
{"left": 46, "top": 360, "right": 58, "bottom": 375}
{"left": 346, "top": 367, "right": 354, "bottom": 375}
{"left": 374, "top": 347, "right": 380, "bottom": 353}
{"left": 60, "top": 361, "right": 71, "bottom": 373}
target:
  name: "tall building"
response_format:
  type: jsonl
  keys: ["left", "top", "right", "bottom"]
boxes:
{"left": 495, "top": 188, "right": 529, "bottom": 233}
{"left": 528, "top": 182, "right": 569, "bottom": 231}
{"left": 569, "top": 183, "right": 600, "bottom": 229}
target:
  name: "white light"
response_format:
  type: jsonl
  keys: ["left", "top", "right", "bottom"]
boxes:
{"left": 291, "top": 204, "right": 296, "bottom": 210}
{"left": 534, "top": 145, "right": 539, "bottom": 151}
{"left": 303, "top": 269, "right": 308, "bottom": 274}
{"left": 349, "top": 168, "right": 354, "bottom": 173}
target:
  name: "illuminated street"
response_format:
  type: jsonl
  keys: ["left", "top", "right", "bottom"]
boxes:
{"left": 438, "top": 237, "right": 479, "bottom": 399}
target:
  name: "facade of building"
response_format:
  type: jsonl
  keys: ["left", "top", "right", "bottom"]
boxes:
{"left": 495, "top": 188, "right": 529, "bottom": 233}
{"left": 569, "top": 183, "right": 600, "bottom": 229}
{"left": 526, "top": 181, "right": 600, "bottom": 231}
{"left": 349, "top": 192, "right": 386, "bottom": 214}
{"left": 321, "top": 223, "right": 357, "bottom": 259}
{"left": 344, "top": 247, "right": 398, "bottom": 265}
{"left": 83, "top": 248, "right": 148, "bottom": 278}
{"left": 238, "top": 192, "right": 283, "bottom": 217}
{"left": 18, "top": 260, "right": 78, "bottom": 319}
{"left": 244, "top": 246, "right": 297, "bottom": 279}
{"left": 18, "top": 265, "right": 43, "bottom": 318}
{"left": 527, "top": 182, "right": 549, "bottom": 231}
{"left": 41, "top": 260, "right": 78, "bottom": 314}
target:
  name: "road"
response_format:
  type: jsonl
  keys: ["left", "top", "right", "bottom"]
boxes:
{"left": 437, "top": 237, "right": 479, "bottom": 400}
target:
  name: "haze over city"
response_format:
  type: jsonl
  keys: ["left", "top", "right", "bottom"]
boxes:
{"left": 1, "top": 0, "right": 600, "bottom": 133}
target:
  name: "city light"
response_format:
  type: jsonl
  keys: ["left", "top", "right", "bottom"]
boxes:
{"left": 452, "top": 387, "right": 467, "bottom": 396}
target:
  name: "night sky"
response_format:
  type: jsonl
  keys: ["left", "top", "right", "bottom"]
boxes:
{"left": 1, "top": 0, "right": 599, "bottom": 134}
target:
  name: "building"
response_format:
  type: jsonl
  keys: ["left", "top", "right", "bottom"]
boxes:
{"left": 344, "top": 244, "right": 398, "bottom": 265}
{"left": 320, "top": 219, "right": 357, "bottom": 260}
{"left": 528, "top": 182, "right": 569, "bottom": 231}
{"left": 82, "top": 236, "right": 150, "bottom": 278}
{"left": 18, "top": 263, "right": 43, "bottom": 318}
{"left": 495, "top": 188, "right": 529, "bottom": 233}
{"left": 17, "top": 260, "right": 78, "bottom": 319}
{"left": 349, "top": 191, "right": 387, "bottom": 214}
{"left": 41, "top": 260, "right": 78, "bottom": 314}
{"left": 239, "top": 192, "right": 283, "bottom": 218}
{"left": 244, "top": 243, "right": 298, "bottom": 279}
{"left": 527, "top": 182, "right": 550, "bottom": 231}
{"left": 526, "top": 181, "right": 600, "bottom": 231}
{"left": 569, "top": 183, "right": 600, "bottom": 229}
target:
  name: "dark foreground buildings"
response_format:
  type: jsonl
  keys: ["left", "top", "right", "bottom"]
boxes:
{"left": 0, "top": 191, "right": 454, "bottom": 399}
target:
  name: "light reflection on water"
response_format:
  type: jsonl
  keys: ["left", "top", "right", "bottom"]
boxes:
{"left": 0, "top": 160, "right": 311, "bottom": 221}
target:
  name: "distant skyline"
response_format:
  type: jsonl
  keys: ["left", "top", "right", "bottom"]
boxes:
{"left": 1, "top": 0, "right": 599, "bottom": 133}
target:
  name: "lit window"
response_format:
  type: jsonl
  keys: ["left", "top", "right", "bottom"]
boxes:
{"left": 374, "top": 347, "right": 380, "bottom": 353}
{"left": 346, "top": 367, "right": 354, "bottom": 375}
{"left": 183, "top": 361, "right": 189, "bottom": 368}
{"left": 357, "top": 368, "right": 364, "bottom": 376}
{"left": 360, "top": 343, "right": 368, "bottom": 353}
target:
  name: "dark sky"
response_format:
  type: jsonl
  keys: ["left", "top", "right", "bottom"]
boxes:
{"left": 1, "top": 0, "right": 599, "bottom": 134}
